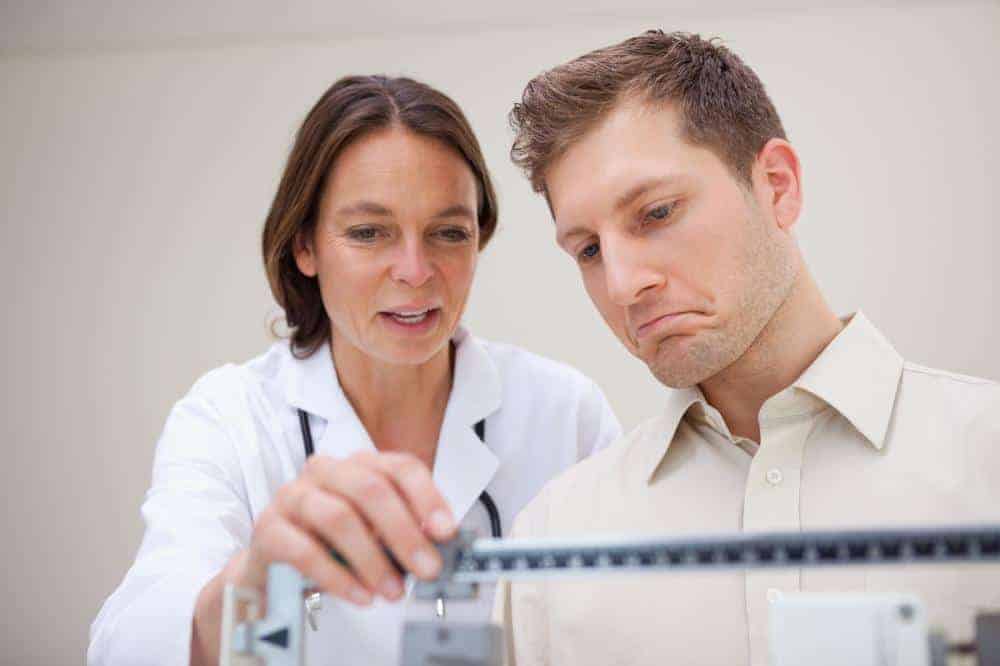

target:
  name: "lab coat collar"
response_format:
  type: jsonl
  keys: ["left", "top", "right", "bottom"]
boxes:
{"left": 285, "top": 338, "right": 352, "bottom": 423}
{"left": 284, "top": 325, "right": 503, "bottom": 522}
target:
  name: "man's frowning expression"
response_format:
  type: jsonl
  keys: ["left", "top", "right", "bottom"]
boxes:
{"left": 546, "top": 99, "right": 800, "bottom": 388}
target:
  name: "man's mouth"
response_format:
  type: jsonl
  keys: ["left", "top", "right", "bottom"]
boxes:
{"left": 634, "top": 310, "right": 699, "bottom": 340}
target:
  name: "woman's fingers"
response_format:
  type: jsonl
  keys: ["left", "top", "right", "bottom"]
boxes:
{"left": 261, "top": 451, "right": 459, "bottom": 606}
{"left": 319, "top": 457, "right": 445, "bottom": 581}
{"left": 365, "top": 452, "right": 458, "bottom": 541}
{"left": 297, "top": 487, "right": 406, "bottom": 601}
{"left": 252, "top": 505, "right": 374, "bottom": 606}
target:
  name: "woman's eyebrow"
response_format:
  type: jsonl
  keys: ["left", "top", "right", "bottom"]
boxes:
{"left": 431, "top": 204, "right": 476, "bottom": 221}
{"left": 335, "top": 200, "right": 394, "bottom": 217}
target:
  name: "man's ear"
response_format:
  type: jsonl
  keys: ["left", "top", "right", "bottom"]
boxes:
{"left": 753, "top": 138, "right": 803, "bottom": 232}
{"left": 292, "top": 227, "right": 318, "bottom": 278}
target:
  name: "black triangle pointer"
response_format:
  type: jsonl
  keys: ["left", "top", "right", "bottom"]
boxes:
{"left": 260, "top": 627, "right": 290, "bottom": 649}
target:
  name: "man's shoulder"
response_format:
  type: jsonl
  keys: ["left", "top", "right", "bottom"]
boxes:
{"left": 898, "top": 361, "right": 999, "bottom": 408}
{"left": 894, "top": 360, "right": 1000, "bottom": 441}
{"left": 901, "top": 361, "right": 997, "bottom": 388}
{"left": 511, "top": 415, "right": 666, "bottom": 536}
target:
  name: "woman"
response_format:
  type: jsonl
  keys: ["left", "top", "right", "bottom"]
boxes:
{"left": 87, "top": 76, "right": 621, "bottom": 666}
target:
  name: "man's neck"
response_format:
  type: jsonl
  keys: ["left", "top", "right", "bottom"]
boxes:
{"left": 699, "top": 269, "right": 842, "bottom": 443}
{"left": 330, "top": 335, "right": 453, "bottom": 462}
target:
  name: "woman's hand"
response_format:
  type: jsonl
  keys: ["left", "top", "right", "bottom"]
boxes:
{"left": 191, "top": 450, "right": 455, "bottom": 665}
{"left": 236, "top": 450, "right": 457, "bottom": 604}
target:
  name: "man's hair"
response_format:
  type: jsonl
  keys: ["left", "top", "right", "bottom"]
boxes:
{"left": 509, "top": 30, "right": 787, "bottom": 193}
{"left": 261, "top": 75, "right": 498, "bottom": 359}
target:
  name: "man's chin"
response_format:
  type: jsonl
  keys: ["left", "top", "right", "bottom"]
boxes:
{"left": 644, "top": 349, "right": 716, "bottom": 389}
{"left": 650, "top": 367, "right": 704, "bottom": 389}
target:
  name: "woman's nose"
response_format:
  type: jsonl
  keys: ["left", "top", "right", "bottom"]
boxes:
{"left": 390, "top": 241, "right": 434, "bottom": 287}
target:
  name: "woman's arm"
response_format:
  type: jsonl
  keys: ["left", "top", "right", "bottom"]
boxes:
{"left": 188, "top": 449, "right": 460, "bottom": 664}
{"left": 88, "top": 391, "right": 253, "bottom": 666}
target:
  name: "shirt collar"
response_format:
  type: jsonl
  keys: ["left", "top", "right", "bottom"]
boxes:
{"left": 792, "top": 311, "right": 903, "bottom": 450}
{"left": 639, "top": 385, "right": 703, "bottom": 482}
{"left": 640, "top": 311, "right": 903, "bottom": 482}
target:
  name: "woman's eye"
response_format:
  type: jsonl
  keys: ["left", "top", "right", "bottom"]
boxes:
{"left": 437, "top": 227, "right": 472, "bottom": 242}
{"left": 347, "top": 226, "right": 383, "bottom": 242}
{"left": 578, "top": 243, "right": 600, "bottom": 263}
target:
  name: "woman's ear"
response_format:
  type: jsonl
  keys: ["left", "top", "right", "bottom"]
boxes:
{"left": 292, "top": 228, "right": 318, "bottom": 278}
{"left": 754, "top": 138, "right": 803, "bottom": 233}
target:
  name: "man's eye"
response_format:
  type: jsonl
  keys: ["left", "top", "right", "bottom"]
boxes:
{"left": 578, "top": 243, "right": 600, "bottom": 262}
{"left": 646, "top": 203, "right": 675, "bottom": 222}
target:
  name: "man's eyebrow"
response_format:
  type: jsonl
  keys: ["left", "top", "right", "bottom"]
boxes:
{"left": 556, "top": 224, "right": 592, "bottom": 249}
{"left": 613, "top": 176, "right": 685, "bottom": 212}
{"left": 556, "top": 176, "right": 687, "bottom": 247}
{"left": 335, "top": 200, "right": 394, "bottom": 217}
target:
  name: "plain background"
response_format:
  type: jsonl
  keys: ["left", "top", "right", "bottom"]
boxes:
{"left": 2, "top": 1, "right": 998, "bottom": 663}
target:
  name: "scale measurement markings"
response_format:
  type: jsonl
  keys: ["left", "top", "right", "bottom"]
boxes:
{"left": 450, "top": 524, "right": 1000, "bottom": 583}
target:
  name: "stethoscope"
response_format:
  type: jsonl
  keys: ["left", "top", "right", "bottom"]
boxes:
{"left": 297, "top": 409, "right": 501, "bottom": 624}
{"left": 297, "top": 409, "right": 502, "bottom": 538}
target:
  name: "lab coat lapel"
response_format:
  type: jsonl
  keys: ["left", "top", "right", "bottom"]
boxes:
{"left": 432, "top": 327, "right": 502, "bottom": 523}
{"left": 433, "top": 419, "right": 500, "bottom": 524}
{"left": 285, "top": 340, "right": 376, "bottom": 459}
{"left": 284, "top": 327, "right": 502, "bottom": 511}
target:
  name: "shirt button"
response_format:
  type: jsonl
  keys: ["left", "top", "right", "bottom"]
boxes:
{"left": 767, "top": 588, "right": 783, "bottom": 603}
{"left": 765, "top": 468, "right": 783, "bottom": 485}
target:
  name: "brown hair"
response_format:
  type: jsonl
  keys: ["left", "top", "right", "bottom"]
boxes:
{"left": 509, "top": 30, "right": 787, "bottom": 193}
{"left": 262, "top": 75, "right": 499, "bottom": 358}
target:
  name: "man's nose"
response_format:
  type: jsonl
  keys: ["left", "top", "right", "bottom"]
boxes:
{"left": 601, "top": 235, "right": 663, "bottom": 307}
{"left": 390, "top": 239, "right": 434, "bottom": 287}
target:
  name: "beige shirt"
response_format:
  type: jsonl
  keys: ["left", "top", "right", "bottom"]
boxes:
{"left": 495, "top": 313, "right": 1000, "bottom": 666}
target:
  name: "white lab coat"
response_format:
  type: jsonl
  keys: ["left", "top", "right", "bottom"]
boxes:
{"left": 88, "top": 326, "right": 621, "bottom": 666}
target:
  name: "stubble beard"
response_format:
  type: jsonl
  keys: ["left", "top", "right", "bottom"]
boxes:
{"left": 645, "top": 205, "right": 798, "bottom": 390}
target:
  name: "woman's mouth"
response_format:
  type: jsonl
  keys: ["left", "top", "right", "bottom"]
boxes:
{"left": 391, "top": 309, "right": 431, "bottom": 324}
{"left": 378, "top": 307, "right": 441, "bottom": 333}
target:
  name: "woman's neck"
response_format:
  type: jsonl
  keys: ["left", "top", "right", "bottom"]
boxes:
{"left": 330, "top": 335, "right": 454, "bottom": 468}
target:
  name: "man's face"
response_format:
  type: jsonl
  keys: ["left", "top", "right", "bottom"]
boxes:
{"left": 546, "top": 100, "right": 798, "bottom": 388}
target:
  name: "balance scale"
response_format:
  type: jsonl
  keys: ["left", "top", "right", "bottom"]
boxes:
{"left": 220, "top": 523, "right": 1000, "bottom": 666}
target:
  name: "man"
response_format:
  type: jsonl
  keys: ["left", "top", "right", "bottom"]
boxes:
{"left": 495, "top": 30, "right": 1000, "bottom": 665}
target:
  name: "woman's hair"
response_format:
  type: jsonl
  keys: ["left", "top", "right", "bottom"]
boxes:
{"left": 262, "top": 75, "right": 499, "bottom": 358}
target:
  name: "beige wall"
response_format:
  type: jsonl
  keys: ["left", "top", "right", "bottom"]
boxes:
{"left": 2, "top": 3, "right": 998, "bottom": 663}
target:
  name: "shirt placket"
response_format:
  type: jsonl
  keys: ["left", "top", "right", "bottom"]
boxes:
{"left": 742, "top": 397, "right": 814, "bottom": 666}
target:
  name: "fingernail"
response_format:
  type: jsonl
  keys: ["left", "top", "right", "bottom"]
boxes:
{"left": 380, "top": 577, "right": 403, "bottom": 600}
{"left": 348, "top": 586, "right": 373, "bottom": 606}
{"left": 412, "top": 549, "right": 440, "bottom": 578}
{"left": 428, "top": 510, "right": 456, "bottom": 536}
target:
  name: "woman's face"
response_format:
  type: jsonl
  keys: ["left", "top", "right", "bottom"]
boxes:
{"left": 295, "top": 126, "right": 480, "bottom": 366}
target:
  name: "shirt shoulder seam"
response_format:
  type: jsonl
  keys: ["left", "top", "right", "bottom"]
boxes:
{"left": 902, "top": 362, "right": 996, "bottom": 386}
